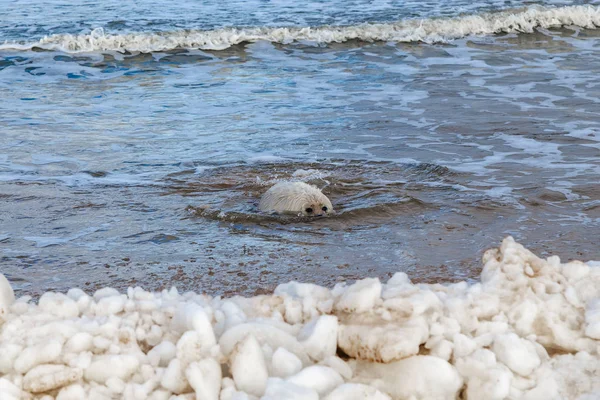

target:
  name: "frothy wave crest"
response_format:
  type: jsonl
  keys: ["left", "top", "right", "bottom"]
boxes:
{"left": 2, "top": 5, "right": 599, "bottom": 53}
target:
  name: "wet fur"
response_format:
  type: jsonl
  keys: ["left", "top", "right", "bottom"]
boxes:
{"left": 259, "top": 182, "right": 333, "bottom": 216}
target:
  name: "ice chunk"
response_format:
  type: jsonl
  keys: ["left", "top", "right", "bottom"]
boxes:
{"left": 66, "top": 288, "right": 87, "bottom": 301}
{"left": 84, "top": 355, "right": 139, "bottom": 383}
{"left": 95, "top": 295, "right": 125, "bottom": 316}
{"left": 38, "top": 292, "right": 79, "bottom": 318}
{"left": 0, "top": 378, "right": 24, "bottom": 400}
{"left": 220, "top": 377, "right": 256, "bottom": 400}
{"left": 320, "top": 356, "right": 352, "bottom": 380}
{"left": 23, "top": 364, "right": 82, "bottom": 393}
{"left": 220, "top": 322, "right": 310, "bottom": 365}
{"left": 338, "top": 316, "right": 428, "bottom": 362}
{"left": 148, "top": 340, "right": 177, "bottom": 367}
{"left": 286, "top": 366, "right": 343, "bottom": 396}
{"left": 218, "top": 378, "right": 236, "bottom": 400}
{"left": 172, "top": 303, "right": 216, "bottom": 348}
{"left": 453, "top": 333, "right": 477, "bottom": 358}
{"left": 507, "top": 299, "right": 539, "bottom": 336}
{"left": 382, "top": 272, "right": 413, "bottom": 299}
{"left": 425, "top": 337, "right": 453, "bottom": 361}
{"left": 275, "top": 282, "right": 330, "bottom": 301}
{"left": 561, "top": 260, "right": 590, "bottom": 282}
{"left": 161, "top": 359, "right": 191, "bottom": 394}
{"left": 67, "top": 351, "right": 92, "bottom": 370}
{"left": 335, "top": 278, "right": 381, "bottom": 313}
{"left": 0, "top": 273, "right": 15, "bottom": 322}
{"left": 64, "top": 332, "right": 94, "bottom": 353}
{"left": 324, "top": 383, "right": 391, "bottom": 400}
{"left": 455, "top": 348, "right": 512, "bottom": 399}
{"left": 262, "top": 378, "right": 319, "bottom": 400}
{"left": 492, "top": 333, "right": 541, "bottom": 376}
{"left": 218, "top": 301, "right": 247, "bottom": 332}
{"left": 0, "top": 343, "right": 22, "bottom": 374}
{"left": 275, "top": 281, "right": 333, "bottom": 320}
{"left": 549, "top": 351, "right": 600, "bottom": 399}
{"left": 106, "top": 377, "right": 125, "bottom": 394}
{"left": 231, "top": 335, "right": 268, "bottom": 397}
{"left": 297, "top": 315, "right": 338, "bottom": 361}
{"left": 464, "top": 366, "right": 512, "bottom": 400}
{"left": 176, "top": 331, "right": 218, "bottom": 367}
{"left": 271, "top": 347, "right": 303, "bottom": 378}
{"left": 186, "top": 359, "right": 221, "bottom": 400}
{"left": 93, "top": 287, "right": 120, "bottom": 300}
{"left": 14, "top": 340, "right": 63, "bottom": 374}
{"left": 56, "top": 384, "right": 86, "bottom": 400}
{"left": 406, "top": 290, "right": 443, "bottom": 316}
{"left": 584, "top": 298, "right": 600, "bottom": 339}
{"left": 355, "top": 356, "right": 462, "bottom": 400}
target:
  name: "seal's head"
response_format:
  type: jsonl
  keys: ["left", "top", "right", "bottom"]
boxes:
{"left": 259, "top": 181, "right": 333, "bottom": 217}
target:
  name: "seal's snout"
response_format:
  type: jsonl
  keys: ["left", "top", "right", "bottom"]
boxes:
{"left": 305, "top": 204, "right": 328, "bottom": 217}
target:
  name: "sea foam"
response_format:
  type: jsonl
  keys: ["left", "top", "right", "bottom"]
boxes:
{"left": 1, "top": 236, "right": 599, "bottom": 399}
{"left": 1, "top": 5, "right": 600, "bottom": 53}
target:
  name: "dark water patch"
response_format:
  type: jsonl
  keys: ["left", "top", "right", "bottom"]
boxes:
{"left": 24, "top": 66, "right": 44, "bottom": 76}
{"left": 148, "top": 233, "right": 180, "bottom": 244}
{"left": 0, "top": 55, "right": 30, "bottom": 71}
{"left": 72, "top": 202, "right": 106, "bottom": 209}
{"left": 159, "top": 52, "right": 214, "bottom": 64}
{"left": 402, "top": 163, "right": 455, "bottom": 179}
{"left": 571, "top": 183, "right": 600, "bottom": 199}
{"left": 83, "top": 170, "right": 109, "bottom": 177}
{"left": 122, "top": 230, "right": 156, "bottom": 239}
{"left": 186, "top": 206, "right": 314, "bottom": 225}
{"left": 173, "top": 82, "right": 227, "bottom": 89}
{"left": 523, "top": 187, "right": 568, "bottom": 203}
{"left": 583, "top": 201, "right": 600, "bottom": 212}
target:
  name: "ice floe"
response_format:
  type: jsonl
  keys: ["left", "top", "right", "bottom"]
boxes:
{"left": 0, "top": 236, "right": 599, "bottom": 399}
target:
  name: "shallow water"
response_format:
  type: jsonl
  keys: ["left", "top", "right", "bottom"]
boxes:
{"left": 1, "top": 2, "right": 600, "bottom": 297}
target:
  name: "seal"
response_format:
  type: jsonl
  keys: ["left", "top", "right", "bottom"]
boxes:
{"left": 259, "top": 182, "right": 333, "bottom": 216}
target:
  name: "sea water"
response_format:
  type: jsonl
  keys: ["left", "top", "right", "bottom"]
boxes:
{"left": 1, "top": 0, "right": 599, "bottom": 296}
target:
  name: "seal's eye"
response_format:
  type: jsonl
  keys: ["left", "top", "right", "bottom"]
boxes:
{"left": 322, "top": 206, "right": 328, "bottom": 212}
{"left": 305, "top": 207, "right": 313, "bottom": 214}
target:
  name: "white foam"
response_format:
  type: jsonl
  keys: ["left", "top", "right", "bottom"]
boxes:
{"left": 246, "top": 155, "right": 289, "bottom": 164}
{"left": 1, "top": 237, "right": 599, "bottom": 399}
{"left": 29, "top": 154, "right": 84, "bottom": 166}
{"left": 2, "top": 5, "right": 599, "bottom": 53}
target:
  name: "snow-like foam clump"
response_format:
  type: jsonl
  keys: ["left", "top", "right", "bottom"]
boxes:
{"left": 2, "top": 5, "right": 600, "bottom": 53}
{"left": 1, "top": 236, "right": 600, "bottom": 399}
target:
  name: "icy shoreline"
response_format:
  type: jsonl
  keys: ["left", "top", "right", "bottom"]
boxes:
{"left": 1, "top": 237, "right": 599, "bottom": 399}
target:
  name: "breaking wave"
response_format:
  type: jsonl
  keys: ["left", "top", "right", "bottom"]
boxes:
{"left": 1, "top": 5, "right": 599, "bottom": 53}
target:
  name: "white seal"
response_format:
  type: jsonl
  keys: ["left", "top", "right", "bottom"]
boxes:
{"left": 259, "top": 182, "right": 333, "bottom": 216}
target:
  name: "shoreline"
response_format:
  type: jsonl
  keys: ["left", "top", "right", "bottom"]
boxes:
{"left": 1, "top": 236, "right": 599, "bottom": 399}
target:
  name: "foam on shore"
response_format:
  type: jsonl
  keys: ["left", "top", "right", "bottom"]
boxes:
{"left": 1, "top": 5, "right": 600, "bottom": 53}
{"left": 1, "top": 236, "right": 599, "bottom": 399}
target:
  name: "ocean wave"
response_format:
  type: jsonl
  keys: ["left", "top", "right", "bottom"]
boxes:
{"left": 1, "top": 5, "right": 599, "bottom": 53}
